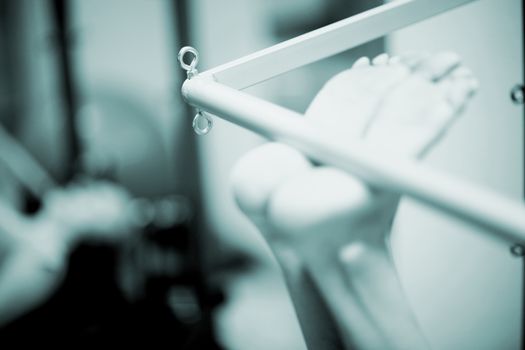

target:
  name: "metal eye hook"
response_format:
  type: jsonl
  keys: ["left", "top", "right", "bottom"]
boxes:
{"left": 178, "top": 46, "right": 213, "bottom": 135}
{"left": 510, "top": 84, "right": 524, "bottom": 105}
{"left": 510, "top": 243, "right": 525, "bottom": 257}
{"left": 178, "top": 46, "right": 199, "bottom": 79}
{"left": 192, "top": 111, "right": 213, "bottom": 136}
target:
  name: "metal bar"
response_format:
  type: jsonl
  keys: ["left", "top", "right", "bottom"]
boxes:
{"left": 0, "top": 125, "right": 57, "bottom": 198}
{"left": 182, "top": 77, "right": 525, "bottom": 244}
{"left": 201, "top": 0, "right": 477, "bottom": 89}
{"left": 50, "top": 0, "right": 80, "bottom": 181}
{"left": 169, "top": 1, "right": 223, "bottom": 347}
{"left": 520, "top": 0, "right": 525, "bottom": 350}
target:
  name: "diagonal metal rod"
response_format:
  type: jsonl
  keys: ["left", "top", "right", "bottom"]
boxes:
{"left": 202, "top": 0, "right": 477, "bottom": 89}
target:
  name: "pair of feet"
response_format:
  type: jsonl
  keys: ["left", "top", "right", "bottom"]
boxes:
{"left": 231, "top": 52, "right": 477, "bottom": 349}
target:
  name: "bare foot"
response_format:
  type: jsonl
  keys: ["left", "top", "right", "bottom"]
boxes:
{"left": 306, "top": 51, "right": 477, "bottom": 157}
{"left": 231, "top": 52, "right": 477, "bottom": 349}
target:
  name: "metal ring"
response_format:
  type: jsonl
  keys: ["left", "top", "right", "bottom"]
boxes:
{"left": 510, "top": 244, "right": 525, "bottom": 257}
{"left": 178, "top": 46, "right": 199, "bottom": 72}
{"left": 510, "top": 85, "right": 524, "bottom": 105}
{"left": 192, "top": 112, "right": 213, "bottom": 135}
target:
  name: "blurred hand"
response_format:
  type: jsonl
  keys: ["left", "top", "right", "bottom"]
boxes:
{"left": 41, "top": 180, "right": 135, "bottom": 245}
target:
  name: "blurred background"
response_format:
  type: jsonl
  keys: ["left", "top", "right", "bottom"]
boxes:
{"left": 0, "top": 0, "right": 522, "bottom": 349}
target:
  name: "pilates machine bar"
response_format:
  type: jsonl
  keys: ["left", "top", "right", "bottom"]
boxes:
{"left": 180, "top": 0, "right": 525, "bottom": 242}
{"left": 182, "top": 77, "right": 525, "bottom": 244}
{"left": 202, "top": 0, "right": 477, "bottom": 89}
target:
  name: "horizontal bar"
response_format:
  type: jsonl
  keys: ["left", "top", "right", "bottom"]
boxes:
{"left": 202, "top": 0, "right": 477, "bottom": 89}
{"left": 183, "top": 77, "right": 525, "bottom": 244}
